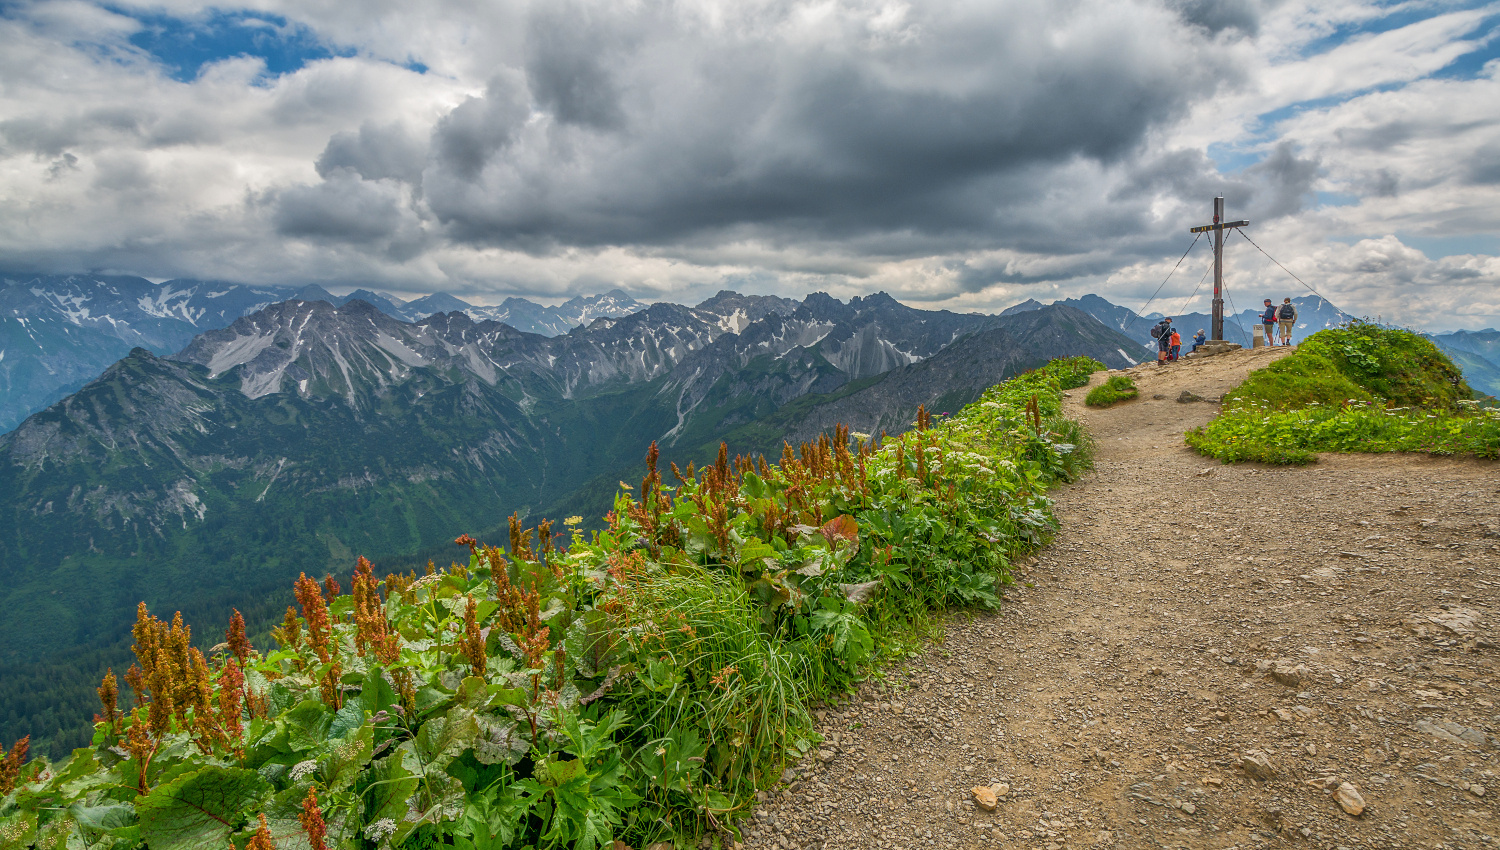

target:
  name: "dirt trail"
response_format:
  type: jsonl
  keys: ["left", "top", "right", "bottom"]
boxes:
{"left": 744, "top": 348, "right": 1500, "bottom": 850}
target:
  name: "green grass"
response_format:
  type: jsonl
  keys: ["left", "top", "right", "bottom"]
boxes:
{"left": 1221, "top": 353, "right": 1371, "bottom": 411}
{"left": 1297, "top": 321, "right": 1470, "bottom": 407}
{"left": 1186, "top": 401, "right": 1500, "bottom": 464}
{"left": 1189, "top": 321, "right": 1498, "bottom": 465}
{"left": 1085, "top": 375, "right": 1138, "bottom": 407}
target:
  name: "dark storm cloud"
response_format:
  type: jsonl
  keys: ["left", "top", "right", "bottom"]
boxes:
{"left": 1167, "top": 0, "right": 1270, "bottom": 36}
{"left": 0, "top": 108, "right": 146, "bottom": 157}
{"left": 273, "top": 170, "right": 412, "bottom": 243}
{"left": 524, "top": 0, "right": 629, "bottom": 130}
{"left": 431, "top": 73, "right": 530, "bottom": 179}
{"left": 1110, "top": 141, "right": 1317, "bottom": 228}
{"left": 415, "top": 1, "right": 1238, "bottom": 251}
{"left": 1465, "top": 144, "right": 1500, "bottom": 185}
{"left": 1243, "top": 142, "right": 1320, "bottom": 220}
{"left": 316, "top": 121, "right": 426, "bottom": 184}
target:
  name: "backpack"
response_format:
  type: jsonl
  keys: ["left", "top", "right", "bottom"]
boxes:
{"left": 1278, "top": 303, "right": 1295, "bottom": 319}
{"left": 1151, "top": 322, "right": 1170, "bottom": 341}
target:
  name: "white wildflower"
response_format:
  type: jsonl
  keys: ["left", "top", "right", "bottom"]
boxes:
{"left": 364, "top": 819, "right": 398, "bottom": 840}
{"left": 289, "top": 760, "right": 318, "bottom": 781}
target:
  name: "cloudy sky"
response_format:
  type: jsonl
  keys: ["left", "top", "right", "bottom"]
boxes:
{"left": 1, "top": 0, "right": 1497, "bottom": 330}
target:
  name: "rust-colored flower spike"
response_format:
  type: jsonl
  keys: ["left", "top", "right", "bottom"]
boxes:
{"left": 0, "top": 735, "right": 28, "bottom": 795}
{"left": 124, "top": 710, "right": 156, "bottom": 793}
{"left": 273, "top": 605, "right": 303, "bottom": 650}
{"left": 520, "top": 626, "right": 550, "bottom": 669}
{"left": 187, "top": 647, "right": 230, "bottom": 755}
{"left": 226, "top": 609, "right": 253, "bottom": 668}
{"left": 128, "top": 604, "right": 196, "bottom": 738}
{"left": 384, "top": 571, "right": 413, "bottom": 597}
{"left": 316, "top": 657, "right": 344, "bottom": 711}
{"left": 351, "top": 556, "right": 381, "bottom": 657}
{"left": 245, "top": 686, "right": 270, "bottom": 721}
{"left": 460, "top": 595, "right": 486, "bottom": 678}
{"left": 323, "top": 573, "right": 341, "bottom": 599}
{"left": 216, "top": 660, "right": 245, "bottom": 742}
{"left": 96, "top": 668, "right": 121, "bottom": 734}
{"left": 508, "top": 513, "right": 535, "bottom": 561}
{"left": 299, "top": 787, "right": 329, "bottom": 850}
{"left": 294, "top": 573, "right": 332, "bottom": 663}
{"left": 247, "top": 814, "right": 275, "bottom": 850}
{"left": 538, "top": 518, "right": 555, "bottom": 560}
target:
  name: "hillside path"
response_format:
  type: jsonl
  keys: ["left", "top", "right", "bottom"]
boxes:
{"left": 744, "top": 347, "right": 1500, "bottom": 850}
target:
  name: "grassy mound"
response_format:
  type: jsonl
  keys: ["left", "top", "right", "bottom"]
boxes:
{"left": 1085, "top": 375, "right": 1138, "bottom": 407}
{"left": 1189, "top": 321, "right": 1497, "bottom": 465}
{"left": 1298, "top": 321, "right": 1470, "bottom": 407}
{"left": 0, "top": 358, "right": 1105, "bottom": 850}
{"left": 1221, "top": 353, "right": 1371, "bottom": 411}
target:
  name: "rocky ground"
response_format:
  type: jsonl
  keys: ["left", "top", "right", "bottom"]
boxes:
{"left": 741, "top": 347, "right": 1500, "bottom": 850}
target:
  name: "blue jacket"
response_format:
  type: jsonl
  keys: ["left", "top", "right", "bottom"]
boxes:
{"left": 1261, "top": 306, "right": 1278, "bottom": 323}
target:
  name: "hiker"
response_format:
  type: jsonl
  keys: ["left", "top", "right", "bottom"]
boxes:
{"left": 1190, "top": 329, "right": 1207, "bottom": 353}
{"left": 1277, "top": 297, "right": 1298, "bottom": 346}
{"left": 1169, "top": 328, "right": 1182, "bottom": 361}
{"left": 1150, "top": 316, "right": 1174, "bottom": 365}
{"left": 1260, "top": 299, "right": 1277, "bottom": 347}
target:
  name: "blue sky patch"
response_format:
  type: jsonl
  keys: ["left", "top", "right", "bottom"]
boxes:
{"left": 1316, "top": 191, "right": 1360, "bottom": 208}
{"left": 1297, "top": 0, "right": 1493, "bottom": 58}
{"left": 1431, "top": 12, "right": 1500, "bottom": 80}
{"left": 1399, "top": 232, "right": 1500, "bottom": 258}
{"left": 107, "top": 6, "right": 354, "bottom": 82}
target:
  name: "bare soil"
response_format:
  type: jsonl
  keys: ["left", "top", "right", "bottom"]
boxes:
{"left": 742, "top": 347, "right": 1500, "bottom": 850}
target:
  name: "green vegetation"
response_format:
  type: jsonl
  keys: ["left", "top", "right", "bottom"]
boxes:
{"left": 1188, "top": 321, "right": 1498, "bottom": 465}
{"left": 0, "top": 357, "right": 1104, "bottom": 850}
{"left": 1219, "top": 352, "right": 1371, "bottom": 411}
{"left": 1084, "top": 375, "right": 1138, "bottom": 407}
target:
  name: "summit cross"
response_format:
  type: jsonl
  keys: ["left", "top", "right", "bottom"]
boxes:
{"left": 1189, "top": 197, "right": 1249, "bottom": 342}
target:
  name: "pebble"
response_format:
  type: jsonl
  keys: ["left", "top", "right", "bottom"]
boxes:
{"left": 1335, "top": 782, "right": 1366, "bottom": 816}
{"left": 1472, "top": 784, "right": 1488, "bottom": 797}
{"left": 1271, "top": 663, "right": 1309, "bottom": 687}
{"left": 1241, "top": 750, "right": 1276, "bottom": 781}
{"left": 972, "top": 786, "right": 998, "bottom": 811}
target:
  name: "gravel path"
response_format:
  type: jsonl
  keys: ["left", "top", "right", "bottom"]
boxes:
{"left": 741, "top": 348, "right": 1500, "bottom": 850}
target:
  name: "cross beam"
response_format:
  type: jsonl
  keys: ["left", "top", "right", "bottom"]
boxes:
{"left": 1189, "top": 198, "right": 1250, "bottom": 342}
{"left": 1189, "top": 220, "right": 1249, "bottom": 233}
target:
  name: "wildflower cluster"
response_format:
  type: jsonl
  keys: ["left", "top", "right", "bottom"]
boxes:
{"left": 0, "top": 357, "right": 1103, "bottom": 850}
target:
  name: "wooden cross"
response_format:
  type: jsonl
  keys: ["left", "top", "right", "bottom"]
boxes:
{"left": 1189, "top": 197, "right": 1249, "bottom": 342}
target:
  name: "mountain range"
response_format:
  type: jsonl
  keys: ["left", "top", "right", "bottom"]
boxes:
{"left": 0, "top": 275, "right": 647, "bottom": 432}
{"left": 1424, "top": 329, "right": 1500, "bottom": 398}
{"left": 0, "top": 289, "right": 1139, "bottom": 755}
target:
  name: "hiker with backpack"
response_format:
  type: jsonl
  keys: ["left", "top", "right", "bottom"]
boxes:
{"left": 1150, "top": 316, "right": 1174, "bottom": 365}
{"left": 1277, "top": 298, "right": 1298, "bottom": 346}
{"left": 1261, "top": 299, "right": 1277, "bottom": 347}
